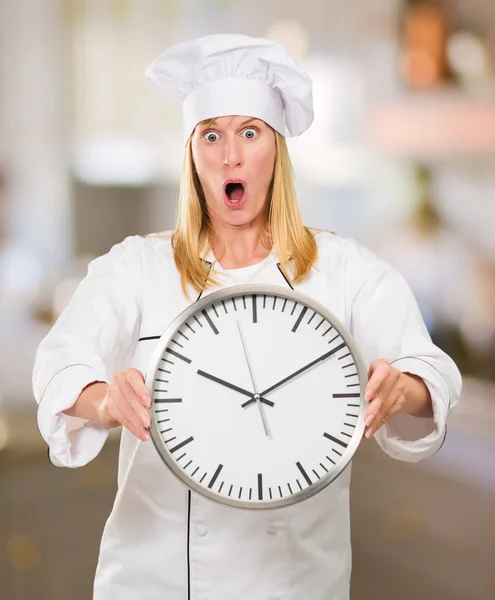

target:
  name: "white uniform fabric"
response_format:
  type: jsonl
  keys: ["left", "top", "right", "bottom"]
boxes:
{"left": 33, "top": 230, "right": 461, "bottom": 600}
{"left": 145, "top": 34, "right": 314, "bottom": 139}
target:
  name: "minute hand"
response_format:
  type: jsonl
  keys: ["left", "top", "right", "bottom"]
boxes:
{"left": 261, "top": 342, "right": 347, "bottom": 396}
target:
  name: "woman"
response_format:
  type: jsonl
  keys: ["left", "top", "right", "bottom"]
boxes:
{"left": 33, "top": 34, "right": 461, "bottom": 600}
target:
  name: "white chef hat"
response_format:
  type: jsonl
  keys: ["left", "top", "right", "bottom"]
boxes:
{"left": 145, "top": 33, "right": 314, "bottom": 139}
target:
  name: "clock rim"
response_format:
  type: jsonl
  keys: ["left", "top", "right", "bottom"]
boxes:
{"left": 145, "top": 283, "right": 367, "bottom": 510}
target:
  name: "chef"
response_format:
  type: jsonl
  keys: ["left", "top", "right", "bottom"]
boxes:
{"left": 32, "top": 34, "right": 461, "bottom": 600}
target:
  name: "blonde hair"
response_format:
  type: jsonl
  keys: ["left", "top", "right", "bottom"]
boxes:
{"left": 171, "top": 125, "right": 317, "bottom": 296}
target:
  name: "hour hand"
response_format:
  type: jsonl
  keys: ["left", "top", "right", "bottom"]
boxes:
{"left": 196, "top": 369, "right": 274, "bottom": 407}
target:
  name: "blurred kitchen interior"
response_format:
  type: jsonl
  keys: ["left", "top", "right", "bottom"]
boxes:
{"left": 1, "top": 0, "right": 494, "bottom": 599}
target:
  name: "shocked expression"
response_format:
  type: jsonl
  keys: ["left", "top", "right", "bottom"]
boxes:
{"left": 191, "top": 115, "right": 276, "bottom": 228}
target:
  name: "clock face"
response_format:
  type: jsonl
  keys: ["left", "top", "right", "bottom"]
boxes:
{"left": 146, "top": 284, "right": 366, "bottom": 509}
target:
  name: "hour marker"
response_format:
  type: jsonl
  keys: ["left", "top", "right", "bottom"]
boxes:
{"left": 200, "top": 472, "right": 207, "bottom": 483}
{"left": 263, "top": 295, "right": 267, "bottom": 309}
{"left": 232, "top": 297, "right": 237, "bottom": 311}
{"left": 278, "top": 486, "right": 283, "bottom": 498}
{"left": 312, "top": 469, "right": 321, "bottom": 480}
{"left": 177, "top": 453, "right": 186, "bottom": 461}
{"left": 269, "top": 487, "right": 273, "bottom": 500}
{"left": 219, "top": 482, "right": 224, "bottom": 493}
{"left": 333, "top": 393, "right": 360, "bottom": 398}
{"left": 287, "top": 483, "right": 293, "bottom": 494}
{"left": 315, "top": 318, "right": 325, "bottom": 330}
{"left": 272, "top": 296, "right": 277, "bottom": 310}
{"left": 222, "top": 300, "right": 228, "bottom": 314}
{"left": 166, "top": 348, "right": 191, "bottom": 364}
{"left": 238, "top": 487, "right": 243, "bottom": 499}
{"left": 326, "top": 455, "right": 336, "bottom": 465}
{"left": 324, "top": 432, "right": 348, "bottom": 448}
{"left": 193, "top": 315, "right": 203, "bottom": 328}
{"left": 347, "top": 384, "right": 360, "bottom": 388}
{"left": 228, "top": 485, "right": 233, "bottom": 497}
{"left": 307, "top": 312, "right": 316, "bottom": 325}
{"left": 291, "top": 301, "right": 297, "bottom": 315}
{"left": 192, "top": 467, "right": 199, "bottom": 476}
{"left": 252, "top": 295, "right": 258, "bottom": 323}
{"left": 345, "top": 373, "right": 358, "bottom": 378}
{"left": 342, "top": 363, "right": 355, "bottom": 369}
{"left": 242, "top": 295, "right": 246, "bottom": 309}
{"left": 161, "top": 358, "right": 174, "bottom": 365}
{"left": 322, "top": 326, "right": 333, "bottom": 337}
{"left": 184, "top": 460, "right": 192, "bottom": 469}
{"left": 344, "top": 422, "right": 356, "bottom": 428}
{"left": 292, "top": 306, "right": 308, "bottom": 332}
{"left": 160, "top": 427, "right": 173, "bottom": 434}
{"left": 158, "top": 368, "right": 171, "bottom": 374}
{"left": 328, "top": 334, "right": 339, "bottom": 345}
{"left": 348, "top": 404, "right": 360, "bottom": 408}
{"left": 346, "top": 413, "right": 359, "bottom": 418}
{"left": 332, "top": 448, "right": 343, "bottom": 457}
{"left": 341, "top": 431, "right": 352, "bottom": 438}
{"left": 164, "top": 437, "right": 176, "bottom": 443}
{"left": 296, "top": 461, "right": 313, "bottom": 486}
{"left": 296, "top": 479, "right": 303, "bottom": 491}
{"left": 249, "top": 488, "right": 252, "bottom": 500}
{"left": 339, "top": 352, "right": 351, "bottom": 361}
{"left": 320, "top": 463, "right": 328, "bottom": 473}
{"left": 186, "top": 322, "right": 196, "bottom": 334}
{"left": 155, "top": 409, "right": 168, "bottom": 413}
{"left": 282, "top": 298, "right": 287, "bottom": 312}
{"left": 178, "top": 331, "right": 189, "bottom": 342}
{"left": 207, "top": 464, "right": 223, "bottom": 489}
{"left": 169, "top": 436, "right": 194, "bottom": 453}
{"left": 171, "top": 339, "right": 183, "bottom": 348}
{"left": 156, "top": 378, "right": 169, "bottom": 384}
{"left": 201, "top": 309, "right": 219, "bottom": 335}
{"left": 211, "top": 304, "right": 219, "bottom": 318}
{"left": 257, "top": 473, "right": 263, "bottom": 500}
{"left": 155, "top": 398, "right": 182, "bottom": 403}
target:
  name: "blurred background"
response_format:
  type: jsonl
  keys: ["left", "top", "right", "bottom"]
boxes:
{"left": 0, "top": 0, "right": 494, "bottom": 598}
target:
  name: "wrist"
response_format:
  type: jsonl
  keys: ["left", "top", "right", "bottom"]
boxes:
{"left": 402, "top": 373, "right": 433, "bottom": 418}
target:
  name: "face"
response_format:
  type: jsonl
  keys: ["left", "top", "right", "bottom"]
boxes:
{"left": 191, "top": 115, "right": 276, "bottom": 230}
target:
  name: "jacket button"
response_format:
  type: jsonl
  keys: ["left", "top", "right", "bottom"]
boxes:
{"left": 197, "top": 526, "right": 208, "bottom": 537}
{"left": 267, "top": 524, "right": 277, "bottom": 535}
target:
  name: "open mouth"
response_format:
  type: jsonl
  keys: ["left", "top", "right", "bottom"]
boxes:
{"left": 224, "top": 180, "right": 246, "bottom": 204}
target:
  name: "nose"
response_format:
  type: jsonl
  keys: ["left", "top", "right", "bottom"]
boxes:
{"left": 223, "top": 137, "right": 243, "bottom": 168}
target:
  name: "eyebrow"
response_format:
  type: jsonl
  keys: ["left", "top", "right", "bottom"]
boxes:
{"left": 202, "top": 116, "right": 260, "bottom": 129}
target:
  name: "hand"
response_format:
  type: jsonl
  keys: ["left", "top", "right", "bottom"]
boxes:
{"left": 236, "top": 320, "right": 271, "bottom": 438}
{"left": 197, "top": 369, "right": 274, "bottom": 407}
{"left": 242, "top": 342, "right": 346, "bottom": 408}
{"left": 97, "top": 368, "right": 152, "bottom": 442}
{"left": 363, "top": 359, "right": 407, "bottom": 439}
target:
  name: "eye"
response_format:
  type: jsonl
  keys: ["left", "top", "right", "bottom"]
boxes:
{"left": 241, "top": 127, "right": 258, "bottom": 140}
{"left": 202, "top": 131, "right": 220, "bottom": 143}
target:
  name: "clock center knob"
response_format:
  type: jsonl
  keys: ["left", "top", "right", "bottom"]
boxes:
{"left": 254, "top": 393, "right": 260, "bottom": 401}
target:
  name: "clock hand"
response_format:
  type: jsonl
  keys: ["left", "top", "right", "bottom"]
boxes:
{"left": 241, "top": 342, "right": 347, "bottom": 408}
{"left": 196, "top": 369, "right": 274, "bottom": 407}
{"left": 236, "top": 320, "right": 271, "bottom": 438}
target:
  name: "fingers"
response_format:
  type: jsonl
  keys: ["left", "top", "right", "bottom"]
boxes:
{"left": 364, "top": 360, "right": 403, "bottom": 439}
{"left": 101, "top": 369, "right": 152, "bottom": 442}
{"left": 365, "top": 393, "right": 403, "bottom": 440}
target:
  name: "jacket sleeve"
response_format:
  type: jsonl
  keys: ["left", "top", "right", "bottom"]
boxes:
{"left": 346, "top": 241, "right": 462, "bottom": 463}
{"left": 32, "top": 236, "right": 143, "bottom": 468}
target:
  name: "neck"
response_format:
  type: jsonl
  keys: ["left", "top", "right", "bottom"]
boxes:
{"left": 210, "top": 222, "right": 271, "bottom": 270}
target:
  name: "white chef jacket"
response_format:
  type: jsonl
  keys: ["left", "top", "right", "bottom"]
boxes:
{"left": 32, "top": 230, "right": 461, "bottom": 600}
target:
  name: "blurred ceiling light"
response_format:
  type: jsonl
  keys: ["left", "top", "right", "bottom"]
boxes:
{"left": 73, "top": 135, "right": 160, "bottom": 186}
{"left": 265, "top": 20, "right": 309, "bottom": 62}
{"left": 447, "top": 32, "right": 489, "bottom": 80}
